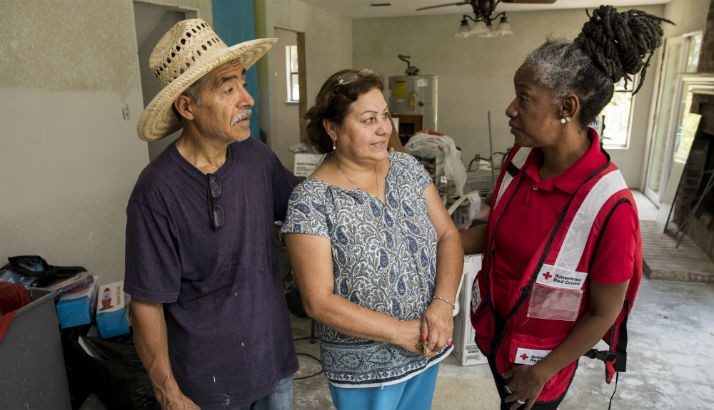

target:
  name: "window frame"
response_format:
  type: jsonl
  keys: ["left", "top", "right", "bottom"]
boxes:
{"left": 599, "top": 76, "right": 638, "bottom": 150}
{"left": 285, "top": 45, "right": 299, "bottom": 103}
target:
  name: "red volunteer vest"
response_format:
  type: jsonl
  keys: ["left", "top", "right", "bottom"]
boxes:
{"left": 471, "top": 145, "right": 642, "bottom": 403}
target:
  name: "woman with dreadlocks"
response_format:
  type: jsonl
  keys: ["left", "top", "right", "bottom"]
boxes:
{"left": 460, "top": 6, "right": 672, "bottom": 409}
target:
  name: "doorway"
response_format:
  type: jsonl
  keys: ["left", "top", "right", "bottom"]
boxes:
{"left": 271, "top": 27, "right": 306, "bottom": 169}
{"left": 643, "top": 32, "right": 702, "bottom": 206}
{"left": 133, "top": 1, "right": 198, "bottom": 161}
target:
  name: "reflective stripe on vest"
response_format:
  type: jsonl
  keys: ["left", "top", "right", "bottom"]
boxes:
{"left": 495, "top": 146, "right": 532, "bottom": 206}
{"left": 554, "top": 169, "right": 628, "bottom": 270}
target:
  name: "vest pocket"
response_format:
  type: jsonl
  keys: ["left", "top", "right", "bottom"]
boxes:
{"left": 526, "top": 264, "right": 587, "bottom": 322}
{"left": 505, "top": 332, "right": 565, "bottom": 392}
{"left": 527, "top": 283, "right": 583, "bottom": 321}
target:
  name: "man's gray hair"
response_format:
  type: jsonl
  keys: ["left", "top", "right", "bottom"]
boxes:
{"left": 182, "top": 75, "right": 210, "bottom": 105}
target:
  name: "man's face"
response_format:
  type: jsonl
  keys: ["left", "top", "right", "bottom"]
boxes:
{"left": 190, "top": 61, "right": 254, "bottom": 143}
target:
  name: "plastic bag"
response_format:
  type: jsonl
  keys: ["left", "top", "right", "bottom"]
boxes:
{"left": 448, "top": 191, "right": 482, "bottom": 230}
{"left": 0, "top": 255, "right": 86, "bottom": 288}
{"left": 64, "top": 329, "right": 159, "bottom": 410}
{"left": 405, "top": 132, "right": 467, "bottom": 196}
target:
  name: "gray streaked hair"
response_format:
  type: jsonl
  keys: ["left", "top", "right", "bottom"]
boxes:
{"left": 524, "top": 41, "right": 594, "bottom": 101}
{"left": 523, "top": 40, "right": 614, "bottom": 127}
{"left": 182, "top": 74, "right": 210, "bottom": 105}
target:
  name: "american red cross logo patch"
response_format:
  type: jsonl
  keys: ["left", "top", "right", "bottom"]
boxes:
{"left": 520, "top": 353, "right": 529, "bottom": 360}
{"left": 543, "top": 272, "right": 552, "bottom": 280}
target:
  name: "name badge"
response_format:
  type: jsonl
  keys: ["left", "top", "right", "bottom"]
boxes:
{"left": 514, "top": 347, "right": 552, "bottom": 365}
{"left": 535, "top": 264, "right": 588, "bottom": 290}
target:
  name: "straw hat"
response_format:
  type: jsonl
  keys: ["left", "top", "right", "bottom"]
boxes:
{"left": 137, "top": 19, "right": 277, "bottom": 141}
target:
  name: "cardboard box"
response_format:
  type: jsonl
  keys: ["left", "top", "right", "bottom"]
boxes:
{"left": 56, "top": 276, "right": 97, "bottom": 329}
{"left": 293, "top": 153, "right": 324, "bottom": 177}
{"left": 453, "top": 254, "right": 488, "bottom": 366}
{"left": 96, "top": 281, "right": 130, "bottom": 339}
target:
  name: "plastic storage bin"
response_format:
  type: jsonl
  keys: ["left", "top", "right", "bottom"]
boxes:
{"left": 0, "top": 288, "right": 71, "bottom": 410}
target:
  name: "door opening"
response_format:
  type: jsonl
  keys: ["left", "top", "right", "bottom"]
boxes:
{"left": 133, "top": 1, "right": 197, "bottom": 161}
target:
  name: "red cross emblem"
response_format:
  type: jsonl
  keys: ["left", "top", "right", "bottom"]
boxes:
{"left": 543, "top": 272, "right": 552, "bottom": 280}
{"left": 520, "top": 353, "right": 529, "bottom": 361}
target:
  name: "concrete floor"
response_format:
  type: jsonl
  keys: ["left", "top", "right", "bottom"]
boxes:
{"left": 291, "top": 276, "right": 714, "bottom": 409}
{"left": 291, "top": 191, "right": 714, "bottom": 409}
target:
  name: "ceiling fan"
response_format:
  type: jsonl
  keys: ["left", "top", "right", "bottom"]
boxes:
{"left": 417, "top": 0, "right": 556, "bottom": 37}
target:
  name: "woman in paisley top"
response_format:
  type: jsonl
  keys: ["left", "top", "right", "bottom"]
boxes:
{"left": 282, "top": 69, "right": 463, "bottom": 410}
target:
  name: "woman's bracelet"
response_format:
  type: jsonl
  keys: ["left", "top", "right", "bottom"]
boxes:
{"left": 433, "top": 295, "right": 456, "bottom": 310}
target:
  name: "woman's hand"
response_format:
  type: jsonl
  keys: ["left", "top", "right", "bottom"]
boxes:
{"left": 502, "top": 364, "right": 550, "bottom": 410}
{"left": 420, "top": 301, "right": 454, "bottom": 355}
{"left": 392, "top": 319, "right": 424, "bottom": 354}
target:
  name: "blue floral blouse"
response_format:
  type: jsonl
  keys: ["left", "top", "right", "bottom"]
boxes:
{"left": 281, "top": 152, "right": 452, "bottom": 387}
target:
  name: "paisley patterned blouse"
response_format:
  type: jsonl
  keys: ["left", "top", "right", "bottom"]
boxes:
{"left": 281, "top": 152, "right": 452, "bottom": 387}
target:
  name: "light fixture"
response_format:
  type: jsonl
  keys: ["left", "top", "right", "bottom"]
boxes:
{"left": 471, "top": 19, "right": 491, "bottom": 36}
{"left": 450, "top": 5, "right": 514, "bottom": 39}
{"left": 419, "top": 0, "right": 555, "bottom": 38}
{"left": 455, "top": 17, "right": 472, "bottom": 38}
{"left": 495, "top": 13, "right": 513, "bottom": 36}
{"left": 453, "top": 14, "right": 493, "bottom": 38}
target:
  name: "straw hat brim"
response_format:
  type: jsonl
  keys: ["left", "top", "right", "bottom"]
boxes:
{"left": 137, "top": 38, "right": 277, "bottom": 141}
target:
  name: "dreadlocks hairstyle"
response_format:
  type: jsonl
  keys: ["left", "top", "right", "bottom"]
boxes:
{"left": 524, "top": 5, "right": 673, "bottom": 127}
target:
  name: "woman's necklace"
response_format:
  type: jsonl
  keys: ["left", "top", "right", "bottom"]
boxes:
{"left": 333, "top": 155, "right": 380, "bottom": 198}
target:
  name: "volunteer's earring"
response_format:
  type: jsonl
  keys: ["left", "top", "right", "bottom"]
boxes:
{"left": 332, "top": 140, "right": 336, "bottom": 151}
{"left": 560, "top": 116, "right": 571, "bottom": 125}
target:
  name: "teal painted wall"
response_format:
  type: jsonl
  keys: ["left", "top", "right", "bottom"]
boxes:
{"left": 212, "top": 0, "right": 262, "bottom": 140}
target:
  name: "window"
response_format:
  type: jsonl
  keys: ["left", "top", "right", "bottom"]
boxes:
{"left": 285, "top": 45, "right": 299, "bottom": 102}
{"left": 597, "top": 77, "right": 636, "bottom": 149}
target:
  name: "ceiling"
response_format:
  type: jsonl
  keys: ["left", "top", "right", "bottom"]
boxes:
{"left": 300, "top": 0, "right": 671, "bottom": 19}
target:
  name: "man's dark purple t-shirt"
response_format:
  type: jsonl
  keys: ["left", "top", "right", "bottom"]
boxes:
{"left": 124, "top": 138, "right": 299, "bottom": 409}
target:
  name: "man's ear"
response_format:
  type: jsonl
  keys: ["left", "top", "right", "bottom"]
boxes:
{"left": 561, "top": 93, "right": 580, "bottom": 122}
{"left": 174, "top": 95, "right": 195, "bottom": 120}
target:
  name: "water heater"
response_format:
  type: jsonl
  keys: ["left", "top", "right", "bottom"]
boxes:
{"left": 388, "top": 75, "right": 438, "bottom": 144}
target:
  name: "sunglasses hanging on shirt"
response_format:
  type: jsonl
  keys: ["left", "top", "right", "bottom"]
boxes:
{"left": 207, "top": 173, "right": 225, "bottom": 230}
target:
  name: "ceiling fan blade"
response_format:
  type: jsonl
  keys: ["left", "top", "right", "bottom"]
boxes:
{"left": 502, "top": 0, "right": 557, "bottom": 4}
{"left": 416, "top": 1, "right": 470, "bottom": 12}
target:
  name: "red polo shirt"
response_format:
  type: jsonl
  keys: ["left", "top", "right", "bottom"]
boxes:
{"left": 490, "top": 129, "right": 637, "bottom": 317}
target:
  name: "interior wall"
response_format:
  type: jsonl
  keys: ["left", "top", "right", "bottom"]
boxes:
{"left": 261, "top": 0, "right": 353, "bottom": 169}
{"left": 663, "top": 0, "right": 710, "bottom": 37}
{"left": 353, "top": 5, "right": 665, "bottom": 188}
{"left": 0, "top": 0, "right": 211, "bottom": 284}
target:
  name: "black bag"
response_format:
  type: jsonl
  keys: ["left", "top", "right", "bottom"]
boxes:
{"left": 64, "top": 329, "right": 159, "bottom": 410}
{"left": 0, "top": 255, "right": 86, "bottom": 288}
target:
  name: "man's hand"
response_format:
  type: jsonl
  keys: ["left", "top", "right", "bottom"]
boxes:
{"left": 157, "top": 389, "right": 200, "bottom": 410}
{"left": 131, "top": 299, "right": 199, "bottom": 410}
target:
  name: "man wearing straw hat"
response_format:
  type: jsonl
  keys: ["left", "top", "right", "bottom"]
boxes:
{"left": 124, "top": 19, "right": 298, "bottom": 410}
